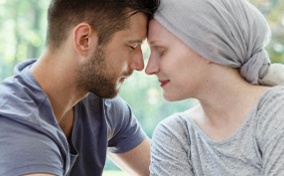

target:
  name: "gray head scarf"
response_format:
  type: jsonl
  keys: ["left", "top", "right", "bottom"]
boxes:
{"left": 154, "top": 0, "right": 284, "bottom": 86}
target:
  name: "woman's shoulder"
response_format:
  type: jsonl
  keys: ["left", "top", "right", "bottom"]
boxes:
{"left": 153, "top": 107, "right": 200, "bottom": 140}
{"left": 254, "top": 86, "right": 284, "bottom": 136}
{"left": 156, "top": 111, "right": 193, "bottom": 129}
{"left": 256, "top": 85, "right": 284, "bottom": 113}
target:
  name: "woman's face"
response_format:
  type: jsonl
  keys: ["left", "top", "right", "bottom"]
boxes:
{"left": 146, "top": 19, "right": 210, "bottom": 101}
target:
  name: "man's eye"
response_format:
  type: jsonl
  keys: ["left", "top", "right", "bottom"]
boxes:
{"left": 129, "top": 43, "right": 139, "bottom": 51}
{"left": 130, "top": 46, "right": 136, "bottom": 50}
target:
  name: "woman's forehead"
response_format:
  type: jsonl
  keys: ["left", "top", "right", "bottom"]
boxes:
{"left": 148, "top": 19, "right": 178, "bottom": 45}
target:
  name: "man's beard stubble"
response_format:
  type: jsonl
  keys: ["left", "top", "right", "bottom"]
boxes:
{"left": 76, "top": 46, "right": 121, "bottom": 98}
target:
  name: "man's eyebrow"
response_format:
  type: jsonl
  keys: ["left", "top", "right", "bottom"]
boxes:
{"left": 129, "top": 40, "right": 144, "bottom": 45}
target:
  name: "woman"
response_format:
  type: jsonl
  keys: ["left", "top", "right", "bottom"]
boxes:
{"left": 146, "top": 0, "right": 284, "bottom": 175}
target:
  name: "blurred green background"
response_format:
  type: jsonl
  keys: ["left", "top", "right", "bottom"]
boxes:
{"left": 0, "top": 0, "right": 283, "bottom": 175}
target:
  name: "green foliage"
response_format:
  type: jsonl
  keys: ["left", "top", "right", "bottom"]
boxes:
{"left": 248, "top": 0, "right": 284, "bottom": 63}
{"left": 0, "top": 0, "right": 48, "bottom": 80}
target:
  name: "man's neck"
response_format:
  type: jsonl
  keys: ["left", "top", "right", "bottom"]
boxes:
{"left": 30, "top": 49, "right": 88, "bottom": 123}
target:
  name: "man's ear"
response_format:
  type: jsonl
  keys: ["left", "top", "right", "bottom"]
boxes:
{"left": 73, "top": 23, "right": 98, "bottom": 57}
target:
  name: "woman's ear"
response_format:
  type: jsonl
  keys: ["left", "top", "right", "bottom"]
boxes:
{"left": 73, "top": 23, "right": 98, "bottom": 57}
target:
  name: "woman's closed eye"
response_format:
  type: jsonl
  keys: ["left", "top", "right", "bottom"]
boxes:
{"left": 151, "top": 46, "right": 166, "bottom": 57}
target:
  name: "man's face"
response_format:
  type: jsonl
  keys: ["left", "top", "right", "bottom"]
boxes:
{"left": 77, "top": 12, "right": 148, "bottom": 98}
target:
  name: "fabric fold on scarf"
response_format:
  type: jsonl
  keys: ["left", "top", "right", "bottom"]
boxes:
{"left": 154, "top": 0, "right": 284, "bottom": 86}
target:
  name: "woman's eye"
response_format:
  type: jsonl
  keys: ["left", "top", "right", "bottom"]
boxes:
{"left": 151, "top": 46, "right": 166, "bottom": 57}
{"left": 157, "top": 49, "right": 166, "bottom": 57}
{"left": 159, "top": 50, "right": 165, "bottom": 56}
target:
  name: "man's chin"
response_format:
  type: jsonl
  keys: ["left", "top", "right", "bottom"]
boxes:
{"left": 89, "top": 89, "right": 119, "bottom": 99}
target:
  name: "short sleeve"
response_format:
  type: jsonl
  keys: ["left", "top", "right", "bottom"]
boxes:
{"left": 0, "top": 117, "right": 64, "bottom": 176}
{"left": 150, "top": 114, "right": 194, "bottom": 176}
{"left": 105, "top": 96, "right": 146, "bottom": 153}
{"left": 255, "top": 86, "right": 284, "bottom": 175}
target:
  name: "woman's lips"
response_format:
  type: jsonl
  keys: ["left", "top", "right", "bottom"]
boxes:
{"left": 159, "top": 80, "right": 170, "bottom": 87}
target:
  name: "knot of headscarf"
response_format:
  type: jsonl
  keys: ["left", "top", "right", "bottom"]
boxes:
{"left": 154, "top": 0, "right": 284, "bottom": 86}
{"left": 240, "top": 49, "right": 270, "bottom": 84}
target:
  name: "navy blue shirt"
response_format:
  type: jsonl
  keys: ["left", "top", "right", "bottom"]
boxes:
{"left": 0, "top": 59, "right": 146, "bottom": 176}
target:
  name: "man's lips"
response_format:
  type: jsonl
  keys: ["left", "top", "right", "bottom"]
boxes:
{"left": 119, "top": 76, "right": 128, "bottom": 83}
{"left": 119, "top": 71, "right": 133, "bottom": 82}
{"left": 159, "top": 80, "right": 170, "bottom": 87}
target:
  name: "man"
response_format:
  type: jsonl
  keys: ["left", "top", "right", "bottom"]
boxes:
{"left": 0, "top": 0, "right": 159, "bottom": 175}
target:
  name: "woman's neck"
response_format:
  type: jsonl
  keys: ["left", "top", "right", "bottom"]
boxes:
{"left": 188, "top": 64, "right": 269, "bottom": 141}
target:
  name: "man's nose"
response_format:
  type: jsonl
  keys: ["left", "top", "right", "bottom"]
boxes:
{"left": 129, "top": 48, "right": 145, "bottom": 71}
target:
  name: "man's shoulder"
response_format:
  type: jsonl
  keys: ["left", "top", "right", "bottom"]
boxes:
{"left": 0, "top": 72, "right": 47, "bottom": 115}
{"left": 0, "top": 67, "right": 56, "bottom": 129}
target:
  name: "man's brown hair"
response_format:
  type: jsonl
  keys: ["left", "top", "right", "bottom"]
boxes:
{"left": 46, "top": 0, "right": 160, "bottom": 50}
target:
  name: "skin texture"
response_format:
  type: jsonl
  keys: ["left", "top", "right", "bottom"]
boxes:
{"left": 25, "top": 12, "right": 150, "bottom": 176}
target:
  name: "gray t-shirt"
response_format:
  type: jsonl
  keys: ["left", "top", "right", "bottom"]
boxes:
{"left": 0, "top": 59, "right": 146, "bottom": 176}
{"left": 150, "top": 86, "right": 284, "bottom": 176}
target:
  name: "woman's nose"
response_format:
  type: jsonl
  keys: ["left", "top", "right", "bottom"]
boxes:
{"left": 145, "top": 54, "right": 159, "bottom": 75}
